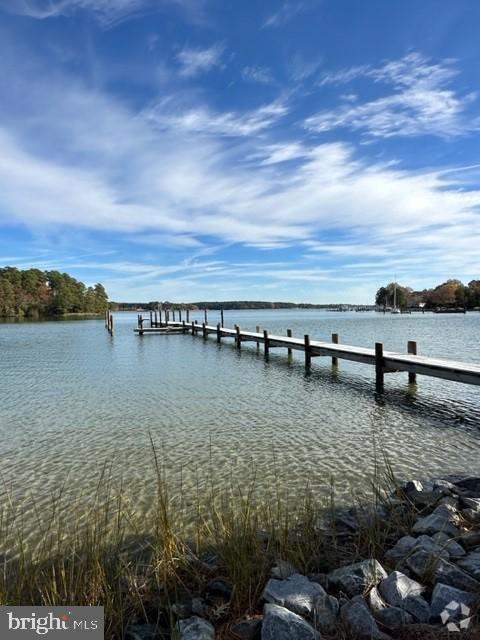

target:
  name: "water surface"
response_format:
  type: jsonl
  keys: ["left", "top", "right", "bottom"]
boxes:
{"left": 1, "top": 310, "right": 479, "bottom": 542}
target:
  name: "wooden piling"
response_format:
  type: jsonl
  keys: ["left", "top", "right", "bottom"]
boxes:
{"left": 235, "top": 325, "right": 241, "bottom": 349}
{"left": 332, "top": 333, "right": 339, "bottom": 366}
{"left": 109, "top": 314, "right": 114, "bottom": 334}
{"left": 256, "top": 326, "right": 260, "bottom": 351}
{"left": 408, "top": 341, "right": 417, "bottom": 384}
{"left": 263, "top": 329, "right": 269, "bottom": 357}
{"left": 179, "top": 309, "right": 182, "bottom": 322}
{"left": 304, "top": 334, "right": 311, "bottom": 368}
{"left": 154, "top": 310, "right": 158, "bottom": 328}
{"left": 149, "top": 311, "right": 153, "bottom": 327}
{"left": 173, "top": 310, "right": 176, "bottom": 322}
{"left": 375, "top": 342, "right": 384, "bottom": 388}
{"left": 216, "top": 322, "right": 221, "bottom": 344}
{"left": 204, "top": 308, "right": 208, "bottom": 324}
{"left": 191, "top": 321, "right": 195, "bottom": 335}
{"left": 186, "top": 309, "right": 190, "bottom": 323}
{"left": 202, "top": 322, "right": 207, "bottom": 339}
{"left": 221, "top": 309, "right": 224, "bottom": 327}
{"left": 139, "top": 315, "right": 144, "bottom": 336}
{"left": 287, "top": 329, "right": 292, "bottom": 358}
{"left": 182, "top": 320, "right": 186, "bottom": 334}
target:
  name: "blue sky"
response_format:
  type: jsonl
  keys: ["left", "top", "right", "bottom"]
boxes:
{"left": 0, "top": 0, "right": 479, "bottom": 303}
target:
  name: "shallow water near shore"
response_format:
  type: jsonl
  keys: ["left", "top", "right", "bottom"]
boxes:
{"left": 1, "top": 310, "right": 479, "bottom": 546}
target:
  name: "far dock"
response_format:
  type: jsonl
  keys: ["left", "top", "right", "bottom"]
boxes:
{"left": 133, "top": 310, "right": 480, "bottom": 389}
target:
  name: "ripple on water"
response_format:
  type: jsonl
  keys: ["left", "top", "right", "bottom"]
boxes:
{"left": 1, "top": 311, "right": 479, "bottom": 545}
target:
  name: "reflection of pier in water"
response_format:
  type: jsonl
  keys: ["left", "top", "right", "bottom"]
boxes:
{"left": 129, "top": 308, "right": 480, "bottom": 390}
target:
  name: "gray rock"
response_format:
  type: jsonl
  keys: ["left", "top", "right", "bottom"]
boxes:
{"left": 432, "top": 532, "right": 466, "bottom": 559}
{"left": 378, "top": 571, "right": 424, "bottom": 606}
{"left": 375, "top": 606, "right": 413, "bottom": 629}
{"left": 430, "top": 582, "right": 477, "bottom": 619}
{"left": 457, "top": 550, "right": 480, "bottom": 581}
{"left": 454, "top": 477, "right": 480, "bottom": 495}
{"left": 206, "top": 579, "right": 232, "bottom": 601}
{"left": 412, "top": 504, "right": 459, "bottom": 538}
{"left": 270, "top": 560, "right": 298, "bottom": 580}
{"left": 403, "top": 480, "right": 442, "bottom": 507}
{"left": 313, "top": 591, "right": 339, "bottom": 632}
{"left": 262, "top": 574, "right": 325, "bottom": 618}
{"left": 412, "top": 535, "right": 449, "bottom": 560}
{"left": 177, "top": 617, "right": 215, "bottom": 640}
{"left": 307, "top": 573, "right": 329, "bottom": 591}
{"left": 230, "top": 617, "right": 261, "bottom": 640}
{"left": 434, "top": 557, "right": 480, "bottom": 592}
{"left": 384, "top": 536, "right": 416, "bottom": 564}
{"left": 191, "top": 598, "right": 207, "bottom": 617}
{"left": 405, "top": 549, "right": 439, "bottom": 579}
{"left": 125, "top": 624, "right": 166, "bottom": 640}
{"left": 341, "top": 596, "right": 391, "bottom": 640}
{"left": 172, "top": 601, "right": 193, "bottom": 619}
{"left": 367, "top": 586, "right": 387, "bottom": 613}
{"left": 402, "top": 595, "right": 430, "bottom": 623}
{"left": 377, "top": 571, "right": 429, "bottom": 621}
{"left": 459, "top": 530, "right": 480, "bottom": 550}
{"left": 432, "top": 479, "right": 457, "bottom": 494}
{"left": 328, "top": 559, "right": 388, "bottom": 596}
{"left": 460, "top": 497, "right": 480, "bottom": 511}
{"left": 261, "top": 604, "right": 319, "bottom": 640}
{"left": 406, "top": 548, "right": 480, "bottom": 591}
{"left": 462, "top": 508, "right": 480, "bottom": 523}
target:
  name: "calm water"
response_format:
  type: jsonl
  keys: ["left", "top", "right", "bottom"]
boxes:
{"left": 1, "top": 310, "right": 479, "bottom": 541}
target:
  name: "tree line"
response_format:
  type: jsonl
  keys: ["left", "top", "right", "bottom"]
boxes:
{"left": 0, "top": 267, "right": 109, "bottom": 317}
{"left": 111, "top": 300, "right": 359, "bottom": 311}
{"left": 375, "top": 279, "right": 480, "bottom": 310}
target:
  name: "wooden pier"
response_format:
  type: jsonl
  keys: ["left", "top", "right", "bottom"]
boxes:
{"left": 132, "top": 311, "right": 480, "bottom": 388}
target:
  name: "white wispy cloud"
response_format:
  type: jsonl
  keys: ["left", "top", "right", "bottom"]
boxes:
{"left": 1, "top": 45, "right": 480, "bottom": 298}
{"left": 241, "top": 66, "right": 274, "bottom": 84}
{"left": 176, "top": 43, "right": 224, "bottom": 77}
{"left": 1, "top": 0, "right": 148, "bottom": 26}
{"left": 144, "top": 99, "right": 289, "bottom": 136}
{"left": 1, "top": 0, "right": 208, "bottom": 26}
{"left": 263, "top": 0, "right": 317, "bottom": 28}
{"left": 307, "top": 53, "right": 477, "bottom": 138}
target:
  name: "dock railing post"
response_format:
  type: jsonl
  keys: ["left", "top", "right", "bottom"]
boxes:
{"left": 179, "top": 309, "right": 182, "bottom": 322}
{"left": 173, "top": 309, "right": 176, "bottom": 322}
{"left": 182, "top": 320, "right": 186, "bottom": 334}
{"left": 186, "top": 309, "right": 190, "bottom": 323}
{"left": 304, "top": 334, "right": 311, "bottom": 368}
{"left": 221, "top": 309, "right": 224, "bottom": 327}
{"left": 408, "top": 341, "right": 417, "bottom": 384}
{"left": 256, "top": 326, "right": 260, "bottom": 351}
{"left": 149, "top": 311, "right": 153, "bottom": 327}
{"left": 375, "top": 342, "right": 384, "bottom": 388}
{"left": 235, "top": 325, "right": 241, "bottom": 349}
{"left": 332, "top": 333, "right": 339, "bottom": 366}
{"left": 204, "top": 308, "right": 208, "bottom": 325}
{"left": 263, "top": 329, "right": 269, "bottom": 357}
{"left": 109, "top": 313, "right": 114, "bottom": 335}
{"left": 154, "top": 310, "right": 158, "bottom": 327}
{"left": 191, "top": 321, "right": 195, "bottom": 335}
{"left": 202, "top": 322, "right": 207, "bottom": 339}
{"left": 287, "top": 329, "right": 292, "bottom": 359}
{"left": 139, "top": 315, "right": 144, "bottom": 336}
{"left": 216, "top": 322, "right": 221, "bottom": 344}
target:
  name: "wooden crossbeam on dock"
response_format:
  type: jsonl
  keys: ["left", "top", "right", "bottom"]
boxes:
{"left": 140, "top": 320, "right": 480, "bottom": 388}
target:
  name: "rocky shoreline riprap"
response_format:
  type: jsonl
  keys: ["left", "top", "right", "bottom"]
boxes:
{"left": 126, "top": 476, "right": 480, "bottom": 639}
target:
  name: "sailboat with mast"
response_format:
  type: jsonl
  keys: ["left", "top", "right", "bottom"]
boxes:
{"left": 391, "top": 280, "right": 401, "bottom": 314}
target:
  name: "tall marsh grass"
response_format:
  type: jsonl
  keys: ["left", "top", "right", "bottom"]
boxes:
{"left": 0, "top": 444, "right": 423, "bottom": 638}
